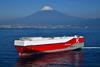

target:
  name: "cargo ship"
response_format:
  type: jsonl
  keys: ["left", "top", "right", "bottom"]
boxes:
{"left": 14, "top": 35, "right": 84, "bottom": 57}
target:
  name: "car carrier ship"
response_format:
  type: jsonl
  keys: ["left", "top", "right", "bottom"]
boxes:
{"left": 14, "top": 35, "right": 84, "bottom": 57}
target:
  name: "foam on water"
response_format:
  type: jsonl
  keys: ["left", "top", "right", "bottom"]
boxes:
{"left": 83, "top": 47, "right": 100, "bottom": 49}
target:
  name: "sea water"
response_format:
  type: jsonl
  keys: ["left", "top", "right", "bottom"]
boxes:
{"left": 0, "top": 28, "right": 100, "bottom": 67}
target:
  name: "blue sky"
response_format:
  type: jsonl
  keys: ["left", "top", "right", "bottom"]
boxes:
{"left": 0, "top": 0, "right": 100, "bottom": 19}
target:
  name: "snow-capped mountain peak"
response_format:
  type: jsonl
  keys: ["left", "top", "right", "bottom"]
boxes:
{"left": 41, "top": 5, "right": 54, "bottom": 11}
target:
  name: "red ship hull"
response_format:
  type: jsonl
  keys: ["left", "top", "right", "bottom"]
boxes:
{"left": 15, "top": 36, "right": 84, "bottom": 58}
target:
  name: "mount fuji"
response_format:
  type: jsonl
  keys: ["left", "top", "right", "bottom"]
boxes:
{"left": 1, "top": 5, "right": 100, "bottom": 27}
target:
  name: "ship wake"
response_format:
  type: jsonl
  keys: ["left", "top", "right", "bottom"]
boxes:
{"left": 83, "top": 47, "right": 100, "bottom": 49}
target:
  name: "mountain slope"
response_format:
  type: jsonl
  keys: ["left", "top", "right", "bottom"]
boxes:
{"left": 0, "top": 6, "right": 100, "bottom": 27}
{"left": 11, "top": 10, "right": 83, "bottom": 25}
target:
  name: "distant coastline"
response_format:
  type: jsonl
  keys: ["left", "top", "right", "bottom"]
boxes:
{"left": 0, "top": 24, "right": 99, "bottom": 29}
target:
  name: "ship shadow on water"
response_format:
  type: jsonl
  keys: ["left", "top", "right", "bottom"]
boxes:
{"left": 16, "top": 49, "right": 83, "bottom": 67}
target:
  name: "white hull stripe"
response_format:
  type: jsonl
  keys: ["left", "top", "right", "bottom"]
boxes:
{"left": 14, "top": 37, "right": 74, "bottom": 46}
